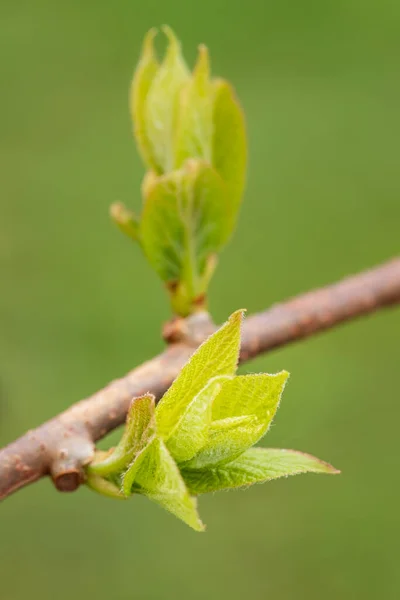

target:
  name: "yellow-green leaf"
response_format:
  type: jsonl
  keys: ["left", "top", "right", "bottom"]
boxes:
{"left": 166, "top": 376, "right": 230, "bottom": 463}
{"left": 183, "top": 447, "right": 340, "bottom": 495}
{"left": 130, "top": 28, "right": 160, "bottom": 172}
{"left": 85, "top": 472, "right": 127, "bottom": 500}
{"left": 184, "top": 373, "right": 289, "bottom": 469}
{"left": 212, "top": 78, "right": 247, "bottom": 224}
{"left": 183, "top": 414, "right": 260, "bottom": 469}
{"left": 212, "top": 372, "right": 289, "bottom": 423}
{"left": 174, "top": 45, "right": 213, "bottom": 168}
{"left": 145, "top": 26, "right": 190, "bottom": 173}
{"left": 88, "top": 394, "right": 155, "bottom": 477}
{"left": 140, "top": 159, "right": 230, "bottom": 286}
{"left": 123, "top": 435, "right": 204, "bottom": 531}
{"left": 156, "top": 310, "right": 243, "bottom": 439}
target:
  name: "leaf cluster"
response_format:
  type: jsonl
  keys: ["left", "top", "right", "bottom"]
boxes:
{"left": 87, "top": 311, "right": 338, "bottom": 531}
{"left": 111, "top": 27, "right": 247, "bottom": 316}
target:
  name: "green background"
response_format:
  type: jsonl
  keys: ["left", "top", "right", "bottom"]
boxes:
{"left": 1, "top": 1, "right": 399, "bottom": 598}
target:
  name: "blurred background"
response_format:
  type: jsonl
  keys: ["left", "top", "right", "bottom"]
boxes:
{"left": 1, "top": 0, "right": 399, "bottom": 598}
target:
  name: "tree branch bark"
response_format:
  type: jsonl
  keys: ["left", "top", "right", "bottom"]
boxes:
{"left": 1, "top": 257, "right": 399, "bottom": 501}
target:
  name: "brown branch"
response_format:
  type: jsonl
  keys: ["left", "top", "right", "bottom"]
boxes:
{"left": 1, "top": 258, "right": 399, "bottom": 501}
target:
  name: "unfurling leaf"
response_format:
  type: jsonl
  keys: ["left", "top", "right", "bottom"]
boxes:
{"left": 182, "top": 414, "right": 261, "bottom": 469}
{"left": 144, "top": 26, "right": 190, "bottom": 173}
{"left": 212, "top": 79, "right": 247, "bottom": 216}
{"left": 184, "top": 372, "right": 288, "bottom": 469}
{"left": 212, "top": 372, "right": 288, "bottom": 424}
{"left": 140, "top": 159, "right": 230, "bottom": 314}
{"left": 130, "top": 28, "right": 160, "bottom": 172}
{"left": 156, "top": 310, "right": 243, "bottom": 438}
{"left": 166, "top": 376, "right": 230, "bottom": 463}
{"left": 123, "top": 435, "right": 204, "bottom": 531}
{"left": 88, "top": 394, "right": 155, "bottom": 477}
{"left": 174, "top": 45, "right": 213, "bottom": 168}
{"left": 182, "top": 448, "right": 340, "bottom": 495}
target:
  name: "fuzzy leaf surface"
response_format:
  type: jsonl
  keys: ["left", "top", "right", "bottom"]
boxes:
{"left": 156, "top": 310, "right": 243, "bottom": 439}
{"left": 130, "top": 29, "right": 160, "bottom": 172}
{"left": 212, "top": 372, "right": 289, "bottom": 422}
{"left": 166, "top": 376, "right": 230, "bottom": 464}
{"left": 145, "top": 27, "right": 190, "bottom": 172}
{"left": 140, "top": 160, "right": 229, "bottom": 285}
{"left": 183, "top": 447, "right": 340, "bottom": 495}
{"left": 88, "top": 394, "right": 155, "bottom": 476}
{"left": 183, "top": 414, "right": 261, "bottom": 469}
{"left": 174, "top": 45, "right": 213, "bottom": 168}
{"left": 123, "top": 435, "right": 204, "bottom": 531}
{"left": 212, "top": 79, "right": 247, "bottom": 224}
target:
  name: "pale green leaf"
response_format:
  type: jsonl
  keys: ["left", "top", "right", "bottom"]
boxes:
{"left": 183, "top": 373, "right": 289, "bottom": 468}
{"left": 86, "top": 472, "right": 127, "bottom": 500}
{"left": 166, "top": 375, "right": 230, "bottom": 463}
{"left": 213, "top": 372, "right": 289, "bottom": 422}
{"left": 182, "top": 447, "right": 340, "bottom": 495}
{"left": 145, "top": 26, "right": 190, "bottom": 173}
{"left": 140, "top": 160, "right": 230, "bottom": 288}
{"left": 123, "top": 435, "right": 204, "bottom": 531}
{"left": 88, "top": 394, "right": 155, "bottom": 477}
{"left": 212, "top": 78, "right": 247, "bottom": 232}
{"left": 130, "top": 28, "right": 161, "bottom": 172}
{"left": 174, "top": 45, "right": 213, "bottom": 168}
{"left": 156, "top": 310, "right": 243, "bottom": 438}
{"left": 183, "top": 414, "right": 261, "bottom": 469}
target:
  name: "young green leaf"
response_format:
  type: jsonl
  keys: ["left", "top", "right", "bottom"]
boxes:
{"left": 166, "top": 375, "right": 230, "bottom": 464}
{"left": 174, "top": 45, "right": 213, "bottom": 168}
{"left": 145, "top": 26, "right": 190, "bottom": 173}
{"left": 182, "top": 447, "right": 340, "bottom": 495}
{"left": 212, "top": 78, "right": 247, "bottom": 225}
{"left": 86, "top": 472, "right": 127, "bottom": 500}
{"left": 130, "top": 28, "right": 160, "bottom": 173}
{"left": 183, "top": 414, "right": 261, "bottom": 469}
{"left": 183, "top": 373, "right": 289, "bottom": 468}
{"left": 123, "top": 435, "right": 204, "bottom": 531}
{"left": 156, "top": 310, "right": 243, "bottom": 438}
{"left": 140, "top": 159, "right": 230, "bottom": 295}
{"left": 212, "top": 372, "right": 289, "bottom": 423}
{"left": 88, "top": 394, "right": 155, "bottom": 477}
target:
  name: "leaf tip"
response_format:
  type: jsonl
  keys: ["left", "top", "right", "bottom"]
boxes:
{"left": 161, "top": 24, "right": 181, "bottom": 57}
{"left": 229, "top": 308, "right": 246, "bottom": 324}
{"left": 193, "top": 44, "right": 210, "bottom": 80}
{"left": 141, "top": 27, "right": 158, "bottom": 61}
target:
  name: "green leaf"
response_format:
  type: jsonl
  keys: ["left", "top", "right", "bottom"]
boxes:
{"left": 130, "top": 28, "right": 161, "bottom": 173}
{"left": 182, "top": 447, "right": 340, "bottom": 495}
{"left": 140, "top": 160, "right": 230, "bottom": 298}
{"left": 86, "top": 472, "right": 127, "bottom": 500}
{"left": 212, "top": 78, "right": 247, "bottom": 228}
{"left": 156, "top": 310, "right": 243, "bottom": 438}
{"left": 166, "top": 375, "right": 230, "bottom": 464}
{"left": 174, "top": 45, "right": 213, "bottom": 168}
{"left": 88, "top": 394, "right": 155, "bottom": 477}
{"left": 123, "top": 435, "right": 204, "bottom": 531}
{"left": 184, "top": 373, "right": 288, "bottom": 468}
{"left": 212, "top": 372, "right": 289, "bottom": 422}
{"left": 145, "top": 26, "right": 190, "bottom": 173}
{"left": 182, "top": 414, "right": 261, "bottom": 469}
{"left": 110, "top": 202, "right": 141, "bottom": 242}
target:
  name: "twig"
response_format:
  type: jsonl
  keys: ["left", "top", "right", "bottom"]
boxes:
{"left": 1, "top": 258, "right": 399, "bottom": 500}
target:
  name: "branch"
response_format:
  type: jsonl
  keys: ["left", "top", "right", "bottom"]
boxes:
{"left": 1, "top": 258, "right": 399, "bottom": 501}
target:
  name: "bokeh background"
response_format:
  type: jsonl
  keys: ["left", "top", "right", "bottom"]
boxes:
{"left": 1, "top": 1, "right": 399, "bottom": 598}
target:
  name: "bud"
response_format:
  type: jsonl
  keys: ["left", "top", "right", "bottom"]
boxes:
{"left": 117, "top": 27, "right": 247, "bottom": 316}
